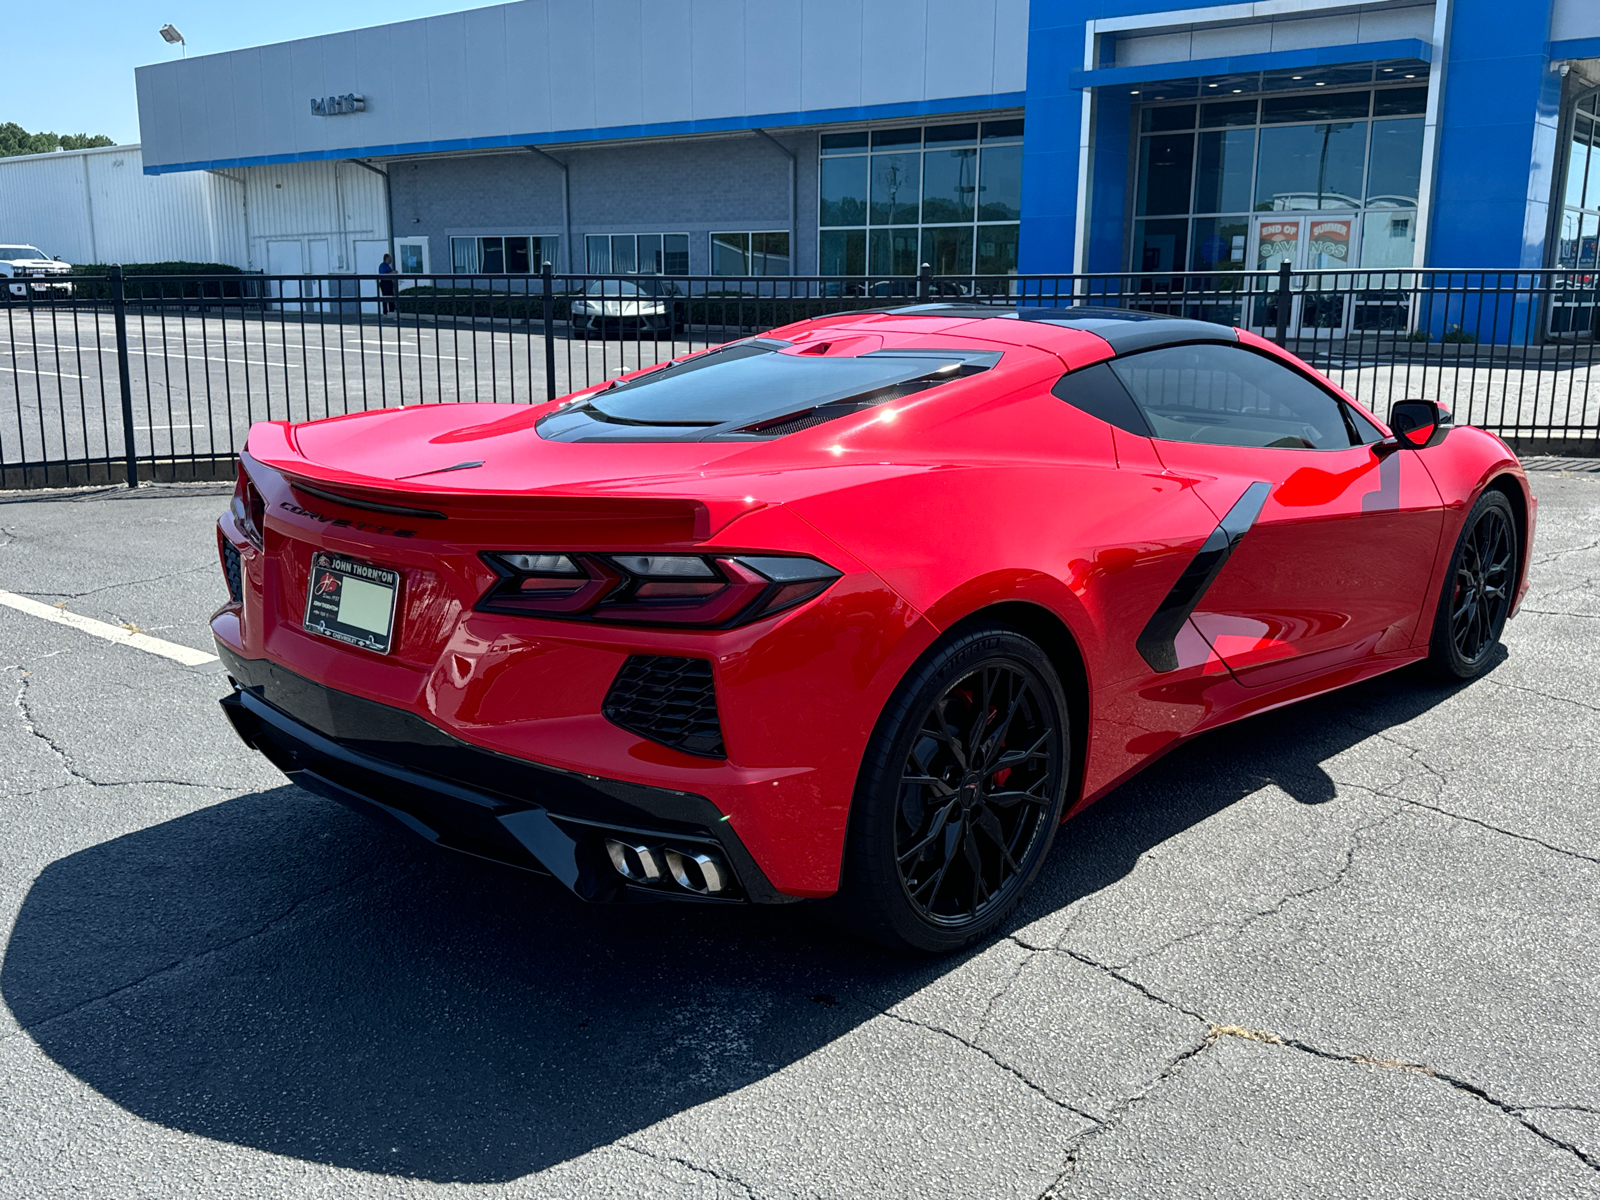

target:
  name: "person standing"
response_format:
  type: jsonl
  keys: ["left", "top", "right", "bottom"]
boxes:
{"left": 377, "top": 251, "right": 397, "bottom": 314}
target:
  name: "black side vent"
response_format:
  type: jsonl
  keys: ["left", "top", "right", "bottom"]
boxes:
{"left": 603, "top": 656, "right": 725, "bottom": 758}
{"left": 222, "top": 539, "right": 244, "bottom": 604}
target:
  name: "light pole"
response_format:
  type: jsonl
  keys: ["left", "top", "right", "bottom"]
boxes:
{"left": 159, "top": 24, "right": 186, "bottom": 57}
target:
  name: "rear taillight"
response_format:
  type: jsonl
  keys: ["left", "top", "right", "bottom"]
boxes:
{"left": 478, "top": 552, "right": 841, "bottom": 628}
{"left": 229, "top": 462, "right": 265, "bottom": 548}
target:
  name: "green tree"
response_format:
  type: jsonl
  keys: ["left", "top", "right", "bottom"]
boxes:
{"left": 0, "top": 122, "right": 115, "bottom": 159}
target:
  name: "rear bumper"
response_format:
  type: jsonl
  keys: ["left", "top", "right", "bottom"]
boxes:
{"left": 217, "top": 645, "right": 791, "bottom": 905}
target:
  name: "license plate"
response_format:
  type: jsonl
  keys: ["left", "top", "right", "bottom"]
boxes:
{"left": 303, "top": 552, "right": 400, "bottom": 654}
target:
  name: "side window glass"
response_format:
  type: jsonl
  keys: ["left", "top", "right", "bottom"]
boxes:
{"left": 1051, "top": 361, "right": 1153, "bottom": 436}
{"left": 1108, "top": 344, "right": 1354, "bottom": 449}
{"left": 1343, "top": 403, "right": 1386, "bottom": 444}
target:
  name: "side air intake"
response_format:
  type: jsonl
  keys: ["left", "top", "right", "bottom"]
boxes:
{"left": 602, "top": 655, "right": 726, "bottom": 758}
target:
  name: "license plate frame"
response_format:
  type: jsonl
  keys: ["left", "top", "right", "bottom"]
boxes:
{"left": 303, "top": 551, "right": 400, "bottom": 654}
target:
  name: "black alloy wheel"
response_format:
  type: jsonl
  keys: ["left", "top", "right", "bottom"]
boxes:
{"left": 1431, "top": 489, "right": 1519, "bottom": 679}
{"left": 839, "top": 624, "right": 1069, "bottom": 953}
{"left": 896, "top": 662, "right": 1056, "bottom": 925}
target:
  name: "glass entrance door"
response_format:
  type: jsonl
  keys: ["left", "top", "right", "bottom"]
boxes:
{"left": 1300, "top": 215, "right": 1358, "bottom": 336}
{"left": 1249, "top": 216, "right": 1303, "bottom": 333}
{"left": 1247, "top": 214, "right": 1360, "bottom": 337}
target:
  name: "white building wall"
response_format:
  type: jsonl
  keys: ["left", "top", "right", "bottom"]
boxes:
{"left": 237, "top": 159, "right": 389, "bottom": 273}
{"left": 135, "top": 0, "right": 1030, "bottom": 173}
{"left": 1111, "top": 1, "right": 1435, "bottom": 66}
{"left": 0, "top": 144, "right": 387, "bottom": 272}
{"left": 0, "top": 144, "right": 247, "bottom": 266}
{"left": 1551, "top": 0, "right": 1600, "bottom": 43}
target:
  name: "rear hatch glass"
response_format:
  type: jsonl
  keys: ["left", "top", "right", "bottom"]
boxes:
{"left": 538, "top": 340, "right": 1000, "bottom": 442}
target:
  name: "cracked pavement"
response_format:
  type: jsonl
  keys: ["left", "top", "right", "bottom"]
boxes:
{"left": 0, "top": 470, "right": 1597, "bottom": 1199}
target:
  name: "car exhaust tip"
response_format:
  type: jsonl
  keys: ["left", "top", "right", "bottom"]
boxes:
{"left": 605, "top": 838, "right": 667, "bottom": 885}
{"left": 664, "top": 846, "right": 730, "bottom": 895}
{"left": 605, "top": 837, "right": 734, "bottom": 896}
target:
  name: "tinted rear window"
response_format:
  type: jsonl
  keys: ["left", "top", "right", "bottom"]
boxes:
{"left": 538, "top": 342, "right": 999, "bottom": 442}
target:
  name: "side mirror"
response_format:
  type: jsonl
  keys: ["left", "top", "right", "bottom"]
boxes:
{"left": 1386, "top": 399, "right": 1452, "bottom": 449}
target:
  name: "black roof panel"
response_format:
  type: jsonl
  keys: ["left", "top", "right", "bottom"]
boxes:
{"left": 875, "top": 303, "right": 1240, "bottom": 354}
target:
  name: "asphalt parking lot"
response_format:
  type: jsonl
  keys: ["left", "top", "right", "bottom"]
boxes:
{"left": 1, "top": 466, "right": 1598, "bottom": 1199}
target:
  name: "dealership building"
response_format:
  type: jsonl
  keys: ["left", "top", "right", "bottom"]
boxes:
{"left": 7, "top": 0, "right": 1594, "bottom": 287}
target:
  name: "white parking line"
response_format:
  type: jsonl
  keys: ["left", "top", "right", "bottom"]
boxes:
{"left": 0, "top": 589, "right": 218, "bottom": 666}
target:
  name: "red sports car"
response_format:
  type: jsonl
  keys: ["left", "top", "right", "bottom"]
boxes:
{"left": 213, "top": 306, "right": 1534, "bottom": 952}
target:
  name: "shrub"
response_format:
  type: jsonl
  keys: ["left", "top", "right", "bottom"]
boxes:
{"left": 69, "top": 261, "right": 244, "bottom": 276}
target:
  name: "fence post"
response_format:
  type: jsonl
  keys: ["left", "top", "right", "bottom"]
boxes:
{"left": 918, "top": 262, "right": 932, "bottom": 301}
{"left": 1274, "top": 261, "right": 1291, "bottom": 347}
{"left": 542, "top": 260, "right": 557, "bottom": 402}
{"left": 110, "top": 265, "right": 138, "bottom": 488}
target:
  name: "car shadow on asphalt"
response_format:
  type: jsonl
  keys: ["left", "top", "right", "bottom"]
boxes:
{"left": 0, "top": 658, "right": 1494, "bottom": 1183}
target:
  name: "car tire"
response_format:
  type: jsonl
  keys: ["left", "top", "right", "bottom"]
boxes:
{"left": 1429, "top": 487, "right": 1519, "bottom": 680}
{"left": 838, "top": 623, "right": 1070, "bottom": 954}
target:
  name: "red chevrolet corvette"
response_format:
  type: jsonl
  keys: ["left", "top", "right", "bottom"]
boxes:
{"left": 213, "top": 305, "right": 1533, "bottom": 952}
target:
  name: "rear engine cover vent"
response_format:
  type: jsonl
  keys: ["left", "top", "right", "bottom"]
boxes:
{"left": 603, "top": 655, "right": 725, "bottom": 758}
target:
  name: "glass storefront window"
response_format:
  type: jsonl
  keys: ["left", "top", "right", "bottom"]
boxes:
{"left": 1555, "top": 89, "right": 1600, "bottom": 321}
{"left": 820, "top": 229, "right": 865, "bottom": 275}
{"left": 921, "top": 226, "right": 974, "bottom": 274}
{"left": 1254, "top": 121, "right": 1367, "bottom": 210}
{"left": 978, "top": 143, "right": 1023, "bottom": 220}
{"left": 1195, "top": 129, "right": 1254, "bottom": 214}
{"left": 1359, "top": 210, "right": 1417, "bottom": 269}
{"left": 1138, "top": 134, "right": 1195, "bottom": 215}
{"left": 820, "top": 156, "right": 868, "bottom": 226}
{"left": 922, "top": 148, "right": 976, "bottom": 223}
{"left": 1568, "top": 113, "right": 1594, "bottom": 210}
{"left": 587, "top": 233, "right": 688, "bottom": 274}
{"left": 870, "top": 152, "right": 921, "bottom": 225}
{"left": 1201, "top": 99, "right": 1257, "bottom": 127}
{"left": 1372, "top": 87, "right": 1427, "bottom": 117}
{"left": 1141, "top": 104, "right": 1195, "bottom": 133}
{"left": 1366, "top": 118, "right": 1424, "bottom": 208}
{"left": 1190, "top": 217, "right": 1249, "bottom": 270}
{"left": 710, "top": 231, "right": 791, "bottom": 276}
{"left": 818, "top": 117, "right": 1023, "bottom": 275}
{"left": 1558, "top": 208, "right": 1582, "bottom": 269}
{"left": 1261, "top": 91, "right": 1371, "bottom": 123}
{"left": 976, "top": 224, "right": 1021, "bottom": 276}
{"left": 869, "top": 227, "right": 920, "bottom": 275}
{"left": 1133, "top": 219, "right": 1187, "bottom": 272}
{"left": 1133, "top": 82, "right": 1429, "bottom": 273}
{"left": 451, "top": 235, "right": 558, "bottom": 274}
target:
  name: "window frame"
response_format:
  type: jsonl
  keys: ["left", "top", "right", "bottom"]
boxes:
{"left": 448, "top": 234, "right": 559, "bottom": 275}
{"left": 1128, "top": 80, "right": 1429, "bottom": 272}
{"left": 585, "top": 232, "right": 691, "bottom": 275}
{"left": 708, "top": 230, "right": 792, "bottom": 277}
{"left": 1086, "top": 341, "right": 1383, "bottom": 451}
{"left": 817, "top": 117, "right": 1024, "bottom": 276}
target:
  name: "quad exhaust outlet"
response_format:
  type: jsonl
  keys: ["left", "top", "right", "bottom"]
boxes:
{"left": 606, "top": 838, "right": 732, "bottom": 896}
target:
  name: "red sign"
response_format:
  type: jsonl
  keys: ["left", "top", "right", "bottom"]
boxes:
{"left": 1308, "top": 219, "right": 1351, "bottom": 261}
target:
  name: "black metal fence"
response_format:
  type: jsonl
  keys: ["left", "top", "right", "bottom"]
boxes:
{"left": 3, "top": 263, "right": 1598, "bottom": 489}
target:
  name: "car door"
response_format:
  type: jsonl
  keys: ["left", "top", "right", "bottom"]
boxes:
{"left": 1106, "top": 341, "right": 1444, "bottom": 687}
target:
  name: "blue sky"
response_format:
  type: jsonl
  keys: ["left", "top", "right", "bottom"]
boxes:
{"left": 0, "top": 1, "right": 488, "bottom": 145}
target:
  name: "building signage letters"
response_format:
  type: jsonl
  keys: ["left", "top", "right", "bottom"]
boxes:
{"left": 311, "top": 94, "right": 366, "bottom": 116}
